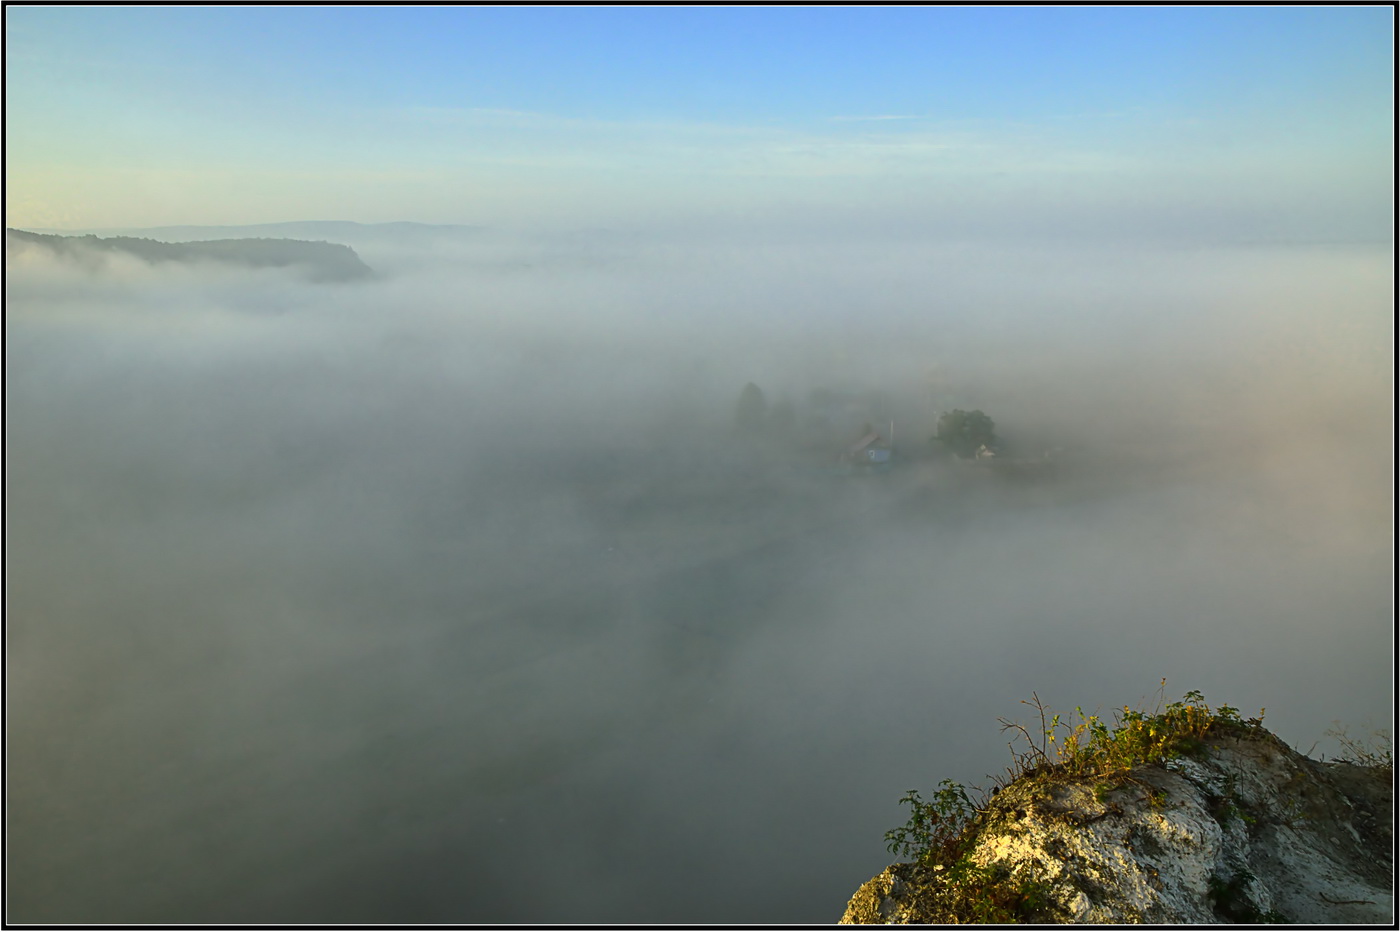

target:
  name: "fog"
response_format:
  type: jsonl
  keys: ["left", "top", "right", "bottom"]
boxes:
{"left": 5, "top": 227, "right": 1393, "bottom": 923}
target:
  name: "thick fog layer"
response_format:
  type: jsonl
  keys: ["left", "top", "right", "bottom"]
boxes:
{"left": 5, "top": 229, "right": 1393, "bottom": 922}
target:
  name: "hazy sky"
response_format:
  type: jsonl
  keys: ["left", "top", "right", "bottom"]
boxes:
{"left": 4, "top": 6, "right": 1393, "bottom": 236}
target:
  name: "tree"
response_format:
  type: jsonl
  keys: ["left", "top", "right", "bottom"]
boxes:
{"left": 933, "top": 409, "right": 997, "bottom": 459}
{"left": 734, "top": 382, "right": 768, "bottom": 434}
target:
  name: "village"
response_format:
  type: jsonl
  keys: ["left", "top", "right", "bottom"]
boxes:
{"left": 731, "top": 380, "right": 1058, "bottom": 481}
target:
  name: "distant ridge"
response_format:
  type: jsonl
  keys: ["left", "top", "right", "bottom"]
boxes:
{"left": 6, "top": 228, "right": 375, "bottom": 282}
{"left": 32, "top": 221, "right": 485, "bottom": 248}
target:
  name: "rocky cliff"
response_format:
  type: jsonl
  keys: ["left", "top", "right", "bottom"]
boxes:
{"left": 841, "top": 726, "right": 1392, "bottom": 924}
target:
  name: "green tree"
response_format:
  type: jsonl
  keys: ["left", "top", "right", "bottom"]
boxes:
{"left": 933, "top": 409, "right": 997, "bottom": 459}
{"left": 734, "top": 382, "right": 768, "bottom": 434}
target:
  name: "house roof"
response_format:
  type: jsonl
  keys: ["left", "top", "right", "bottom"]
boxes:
{"left": 847, "top": 431, "right": 884, "bottom": 456}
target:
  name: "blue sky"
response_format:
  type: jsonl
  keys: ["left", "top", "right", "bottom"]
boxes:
{"left": 4, "top": 5, "right": 1393, "bottom": 236}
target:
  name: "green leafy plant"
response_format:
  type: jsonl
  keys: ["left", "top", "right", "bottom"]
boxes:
{"left": 944, "top": 859, "right": 1050, "bottom": 923}
{"left": 997, "top": 682, "right": 1264, "bottom": 785}
{"left": 885, "top": 781, "right": 1048, "bottom": 922}
{"left": 885, "top": 779, "right": 976, "bottom": 866}
{"left": 884, "top": 683, "right": 1268, "bottom": 923}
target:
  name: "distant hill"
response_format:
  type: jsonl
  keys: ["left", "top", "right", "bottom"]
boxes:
{"left": 33, "top": 221, "right": 485, "bottom": 250}
{"left": 5, "top": 228, "right": 375, "bottom": 282}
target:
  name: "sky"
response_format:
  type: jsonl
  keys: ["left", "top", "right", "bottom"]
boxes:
{"left": 4, "top": 5, "right": 1393, "bottom": 237}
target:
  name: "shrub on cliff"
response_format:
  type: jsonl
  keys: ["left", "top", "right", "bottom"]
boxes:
{"left": 996, "top": 685, "right": 1264, "bottom": 783}
{"left": 882, "top": 684, "right": 1269, "bottom": 922}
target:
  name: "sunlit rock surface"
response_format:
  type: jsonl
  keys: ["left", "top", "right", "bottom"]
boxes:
{"left": 841, "top": 729, "right": 1392, "bottom": 924}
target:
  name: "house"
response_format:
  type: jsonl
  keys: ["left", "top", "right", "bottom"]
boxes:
{"left": 841, "top": 429, "right": 893, "bottom": 471}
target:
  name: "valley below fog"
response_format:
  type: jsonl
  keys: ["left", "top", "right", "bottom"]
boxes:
{"left": 5, "top": 229, "right": 1392, "bottom": 923}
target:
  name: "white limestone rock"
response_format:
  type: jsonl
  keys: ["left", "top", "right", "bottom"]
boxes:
{"left": 840, "top": 728, "right": 1392, "bottom": 924}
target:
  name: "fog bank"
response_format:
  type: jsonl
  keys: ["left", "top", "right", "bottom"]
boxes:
{"left": 5, "top": 227, "right": 1393, "bottom": 922}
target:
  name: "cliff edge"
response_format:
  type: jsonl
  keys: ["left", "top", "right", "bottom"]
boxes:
{"left": 842, "top": 717, "right": 1392, "bottom": 924}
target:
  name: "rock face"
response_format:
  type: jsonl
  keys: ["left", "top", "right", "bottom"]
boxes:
{"left": 841, "top": 729, "right": 1393, "bottom": 924}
